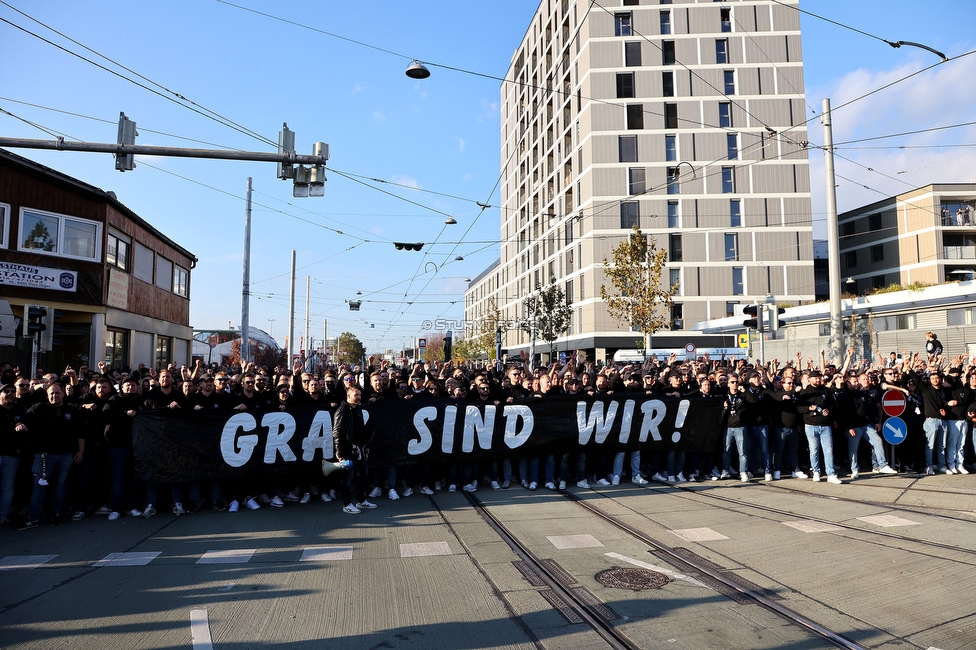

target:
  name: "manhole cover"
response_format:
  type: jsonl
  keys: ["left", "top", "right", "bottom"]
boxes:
{"left": 595, "top": 566, "right": 671, "bottom": 591}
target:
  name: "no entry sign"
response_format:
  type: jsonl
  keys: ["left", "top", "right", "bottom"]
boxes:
{"left": 882, "top": 389, "right": 906, "bottom": 417}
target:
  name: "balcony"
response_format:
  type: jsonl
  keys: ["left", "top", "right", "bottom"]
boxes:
{"left": 944, "top": 246, "right": 976, "bottom": 260}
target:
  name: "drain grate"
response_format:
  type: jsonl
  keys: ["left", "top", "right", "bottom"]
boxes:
{"left": 541, "top": 559, "right": 579, "bottom": 587}
{"left": 539, "top": 590, "right": 585, "bottom": 624}
{"left": 512, "top": 560, "right": 546, "bottom": 586}
{"left": 595, "top": 566, "right": 672, "bottom": 591}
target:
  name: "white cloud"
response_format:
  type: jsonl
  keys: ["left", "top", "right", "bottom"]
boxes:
{"left": 351, "top": 83, "right": 363, "bottom": 95}
{"left": 390, "top": 175, "right": 420, "bottom": 190}
{"left": 457, "top": 138, "right": 465, "bottom": 152}
{"left": 373, "top": 110, "right": 386, "bottom": 122}
{"left": 462, "top": 173, "right": 474, "bottom": 181}
{"left": 370, "top": 226, "right": 384, "bottom": 236}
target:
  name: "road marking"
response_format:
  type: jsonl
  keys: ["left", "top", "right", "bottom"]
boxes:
{"left": 197, "top": 549, "right": 256, "bottom": 564}
{"left": 668, "top": 527, "right": 729, "bottom": 542}
{"left": 0, "top": 554, "right": 58, "bottom": 570}
{"left": 190, "top": 608, "right": 214, "bottom": 650}
{"left": 546, "top": 534, "right": 604, "bottom": 549}
{"left": 300, "top": 545, "right": 353, "bottom": 561}
{"left": 857, "top": 515, "right": 921, "bottom": 528}
{"left": 400, "top": 541, "right": 452, "bottom": 557}
{"left": 93, "top": 551, "right": 161, "bottom": 567}
{"left": 782, "top": 520, "right": 843, "bottom": 533}
{"left": 605, "top": 552, "right": 707, "bottom": 587}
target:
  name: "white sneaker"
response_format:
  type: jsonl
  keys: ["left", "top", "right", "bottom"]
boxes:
{"left": 463, "top": 482, "right": 478, "bottom": 492}
{"left": 667, "top": 475, "right": 676, "bottom": 483}
{"left": 173, "top": 502, "right": 185, "bottom": 516}
{"left": 245, "top": 497, "right": 260, "bottom": 510}
{"left": 356, "top": 500, "right": 377, "bottom": 509}
{"left": 270, "top": 496, "right": 284, "bottom": 508}
{"left": 368, "top": 487, "right": 383, "bottom": 499}
{"left": 947, "top": 466, "right": 957, "bottom": 474}
{"left": 545, "top": 481, "right": 556, "bottom": 490}
{"left": 740, "top": 472, "right": 749, "bottom": 483}
{"left": 490, "top": 481, "right": 501, "bottom": 490}
{"left": 852, "top": 470, "right": 859, "bottom": 479}
{"left": 719, "top": 470, "right": 731, "bottom": 479}
{"left": 402, "top": 487, "right": 414, "bottom": 497}
{"left": 957, "top": 466, "right": 970, "bottom": 475}
{"left": 926, "top": 466, "right": 935, "bottom": 475}
{"left": 520, "top": 479, "right": 529, "bottom": 488}
{"left": 320, "top": 493, "right": 332, "bottom": 503}
{"left": 228, "top": 500, "right": 239, "bottom": 512}
{"left": 773, "top": 471, "right": 781, "bottom": 480}
{"left": 388, "top": 489, "right": 400, "bottom": 500}
{"left": 812, "top": 473, "right": 821, "bottom": 482}
{"left": 576, "top": 479, "right": 591, "bottom": 489}
{"left": 676, "top": 473, "right": 687, "bottom": 483}
{"left": 633, "top": 475, "right": 648, "bottom": 485}
{"left": 652, "top": 472, "right": 668, "bottom": 482}
{"left": 448, "top": 484, "right": 457, "bottom": 493}
{"left": 420, "top": 486, "right": 434, "bottom": 495}
{"left": 528, "top": 481, "right": 538, "bottom": 490}
{"left": 792, "top": 470, "right": 808, "bottom": 479}
{"left": 710, "top": 467, "right": 722, "bottom": 479}
{"left": 764, "top": 473, "right": 773, "bottom": 482}
{"left": 558, "top": 480, "right": 566, "bottom": 490}
{"left": 878, "top": 465, "right": 897, "bottom": 474}
{"left": 595, "top": 478, "right": 611, "bottom": 486}
{"left": 127, "top": 508, "right": 143, "bottom": 517}
{"left": 611, "top": 475, "right": 621, "bottom": 486}
{"left": 107, "top": 511, "right": 120, "bottom": 521}
{"left": 827, "top": 475, "right": 842, "bottom": 484}
{"left": 343, "top": 504, "right": 361, "bottom": 514}
{"left": 300, "top": 492, "right": 311, "bottom": 504}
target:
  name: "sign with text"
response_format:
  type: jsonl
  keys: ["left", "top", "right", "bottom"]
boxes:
{"left": 107, "top": 268, "right": 129, "bottom": 309}
{"left": 0, "top": 261, "right": 77, "bottom": 292}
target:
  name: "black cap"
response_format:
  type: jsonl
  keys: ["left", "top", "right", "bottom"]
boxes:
{"left": 808, "top": 370, "right": 822, "bottom": 378}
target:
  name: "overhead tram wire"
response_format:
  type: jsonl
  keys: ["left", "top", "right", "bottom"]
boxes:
{"left": 0, "top": 1, "right": 276, "bottom": 148}
{"left": 832, "top": 120, "right": 976, "bottom": 146}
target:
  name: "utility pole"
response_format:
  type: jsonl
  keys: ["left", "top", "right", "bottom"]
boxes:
{"left": 240, "top": 178, "right": 252, "bottom": 366}
{"left": 288, "top": 250, "right": 296, "bottom": 362}
{"left": 822, "top": 98, "right": 844, "bottom": 366}
{"left": 304, "top": 275, "right": 311, "bottom": 355}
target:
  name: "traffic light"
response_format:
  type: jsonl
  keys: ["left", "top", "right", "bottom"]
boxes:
{"left": 23, "top": 305, "right": 47, "bottom": 336}
{"left": 742, "top": 304, "right": 763, "bottom": 332}
{"left": 394, "top": 242, "right": 425, "bottom": 251}
{"left": 769, "top": 306, "right": 786, "bottom": 332}
{"left": 115, "top": 112, "right": 137, "bottom": 171}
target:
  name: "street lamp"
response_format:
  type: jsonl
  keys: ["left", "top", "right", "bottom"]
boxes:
{"left": 267, "top": 318, "right": 275, "bottom": 338}
{"left": 406, "top": 60, "right": 431, "bottom": 79}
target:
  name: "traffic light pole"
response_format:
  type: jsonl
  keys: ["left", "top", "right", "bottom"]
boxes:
{"left": 30, "top": 334, "right": 39, "bottom": 381}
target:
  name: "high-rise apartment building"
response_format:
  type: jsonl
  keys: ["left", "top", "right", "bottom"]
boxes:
{"left": 465, "top": 0, "right": 815, "bottom": 360}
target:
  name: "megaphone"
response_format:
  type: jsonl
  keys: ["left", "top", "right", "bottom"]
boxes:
{"left": 322, "top": 459, "right": 352, "bottom": 477}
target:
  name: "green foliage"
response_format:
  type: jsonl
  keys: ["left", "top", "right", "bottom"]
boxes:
{"left": 868, "top": 281, "right": 933, "bottom": 295}
{"left": 600, "top": 227, "right": 674, "bottom": 351}
{"left": 335, "top": 332, "right": 366, "bottom": 366}
{"left": 522, "top": 277, "right": 573, "bottom": 360}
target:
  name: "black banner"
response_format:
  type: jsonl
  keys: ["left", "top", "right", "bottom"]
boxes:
{"left": 133, "top": 395, "right": 724, "bottom": 483}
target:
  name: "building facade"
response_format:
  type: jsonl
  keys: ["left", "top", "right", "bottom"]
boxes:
{"left": 465, "top": 0, "right": 815, "bottom": 362}
{"left": 0, "top": 149, "right": 196, "bottom": 373}
{"left": 838, "top": 183, "right": 976, "bottom": 293}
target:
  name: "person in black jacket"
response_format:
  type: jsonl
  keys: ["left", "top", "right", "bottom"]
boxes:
{"left": 769, "top": 375, "right": 806, "bottom": 479}
{"left": 719, "top": 374, "right": 749, "bottom": 482}
{"left": 0, "top": 383, "right": 27, "bottom": 525}
{"left": 102, "top": 376, "right": 144, "bottom": 519}
{"left": 796, "top": 370, "right": 842, "bottom": 484}
{"left": 906, "top": 355, "right": 949, "bottom": 474}
{"left": 333, "top": 385, "right": 374, "bottom": 514}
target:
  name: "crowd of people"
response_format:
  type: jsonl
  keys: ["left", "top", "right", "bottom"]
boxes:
{"left": 2, "top": 335, "right": 975, "bottom": 529}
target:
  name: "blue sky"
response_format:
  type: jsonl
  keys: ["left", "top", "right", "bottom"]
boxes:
{"left": 2, "top": 1, "right": 974, "bottom": 355}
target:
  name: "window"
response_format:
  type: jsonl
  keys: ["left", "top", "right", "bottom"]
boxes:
{"left": 727, "top": 133, "right": 738, "bottom": 160}
{"left": 671, "top": 303, "right": 683, "bottom": 330}
{"left": 155, "top": 256, "right": 173, "bottom": 291}
{"left": 872, "top": 275, "right": 886, "bottom": 289}
{"left": 730, "top": 199, "right": 741, "bottom": 227}
{"left": 174, "top": 265, "right": 189, "bottom": 297}
{"left": 869, "top": 213, "right": 882, "bottom": 231}
{"left": 665, "top": 135, "right": 677, "bottom": 161}
{"left": 668, "top": 201, "right": 679, "bottom": 228}
{"left": 105, "top": 329, "right": 128, "bottom": 370}
{"left": 623, "top": 0, "right": 639, "bottom": 4}
{"left": 724, "top": 70, "right": 735, "bottom": 94}
{"left": 670, "top": 268, "right": 681, "bottom": 294}
{"left": 620, "top": 202, "right": 640, "bottom": 229}
{"left": 716, "top": 39, "right": 729, "bottom": 64}
{"left": 662, "top": 71, "right": 674, "bottom": 97}
{"left": 665, "top": 103, "right": 678, "bottom": 129}
{"left": 134, "top": 241, "right": 154, "bottom": 283}
{"left": 566, "top": 249, "right": 574, "bottom": 273}
{"left": 870, "top": 244, "right": 884, "bottom": 263}
{"left": 106, "top": 231, "right": 130, "bottom": 271}
{"left": 844, "top": 250, "right": 857, "bottom": 267}
{"left": 629, "top": 168, "right": 646, "bottom": 195}
{"left": 155, "top": 336, "right": 171, "bottom": 368}
{"left": 565, "top": 279, "right": 574, "bottom": 305}
{"left": 732, "top": 266, "right": 743, "bottom": 295}
{"left": 948, "top": 307, "right": 976, "bottom": 326}
{"left": 666, "top": 166, "right": 680, "bottom": 194}
{"left": 726, "top": 301, "right": 737, "bottom": 317}
{"left": 718, "top": 102, "right": 732, "bottom": 128}
{"left": 660, "top": 10, "right": 671, "bottom": 35}
{"left": 842, "top": 221, "right": 855, "bottom": 237}
{"left": 669, "top": 233, "right": 683, "bottom": 262}
{"left": 0, "top": 203, "right": 8, "bottom": 248}
{"left": 616, "top": 72, "right": 635, "bottom": 98}
{"left": 19, "top": 208, "right": 102, "bottom": 262}
{"left": 663, "top": 40, "right": 675, "bottom": 65}
{"left": 619, "top": 135, "right": 638, "bottom": 162}
{"left": 725, "top": 233, "right": 738, "bottom": 261}
{"left": 615, "top": 12, "right": 632, "bottom": 36}
{"left": 721, "top": 7, "right": 732, "bottom": 32}
{"left": 625, "top": 42, "right": 641, "bottom": 66}
{"left": 721, "top": 166, "right": 735, "bottom": 193}
{"left": 626, "top": 104, "right": 644, "bottom": 129}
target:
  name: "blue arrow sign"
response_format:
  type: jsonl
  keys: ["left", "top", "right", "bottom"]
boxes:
{"left": 882, "top": 416, "right": 908, "bottom": 445}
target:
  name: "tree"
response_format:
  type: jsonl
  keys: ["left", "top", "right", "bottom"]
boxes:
{"left": 335, "top": 331, "right": 366, "bottom": 366}
{"left": 600, "top": 227, "right": 675, "bottom": 355}
{"left": 419, "top": 332, "right": 446, "bottom": 362}
{"left": 522, "top": 276, "right": 573, "bottom": 362}
{"left": 462, "top": 297, "right": 503, "bottom": 361}
{"left": 23, "top": 220, "right": 55, "bottom": 251}
{"left": 227, "top": 338, "right": 286, "bottom": 372}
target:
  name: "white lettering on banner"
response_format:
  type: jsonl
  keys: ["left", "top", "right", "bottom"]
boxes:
{"left": 577, "top": 401, "right": 619, "bottom": 445}
{"left": 262, "top": 412, "right": 297, "bottom": 463}
{"left": 503, "top": 405, "right": 533, "bottom": 448}
{"left": 301, "top": 411, "right": 334, "bottom": 461}
{"left": 619, "top": 400, "right": 635, "bottom": 444}
{"left": 220, "top": 413, "right": 259, "bottom": 467}
{"left": 409, "top": 407, "right": 437, "bottom": 455}
{"left": 637, "top": 400, "right": 667, "bottom": 442}
{"left": 462, "top": 404, "right": 496, "bottom": 453}
{"left": 441, "top": 405, "right": 458, "bottom": 454}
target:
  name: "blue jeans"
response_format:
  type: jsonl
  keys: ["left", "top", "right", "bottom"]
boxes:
{"left": 612, "top": 451, "right": 641, "bottom": 478}
{"left": 774, "top": 427, "right": 799, "bottom": 473}
{"left": 945, "top": 419, "right": 967, "bottom": 470}
{"left": 0, "top": 455, "right": 19, "bottom": 520}
{"left": 519, "top": 457, "right": 539, "bottom": 483}
{"left": 848, "top": 425, "right": 889, "bottom": 473}
{"left": 723, "top": 427, "right": 747, "bottom": 473}
{"left": 746, "top": 425, "right": 771, "bottom": 473}
{"left": 666, "top": 450, "right": 685, "bottom": 475}
{"left": 804, "top": 425, "right": 835, "bottom": 476}
{"left": 922, "top": 417, "right": 947, "bottom": 469}
{"left": 28, "top": 453, "right": 74, "bottom": 521}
